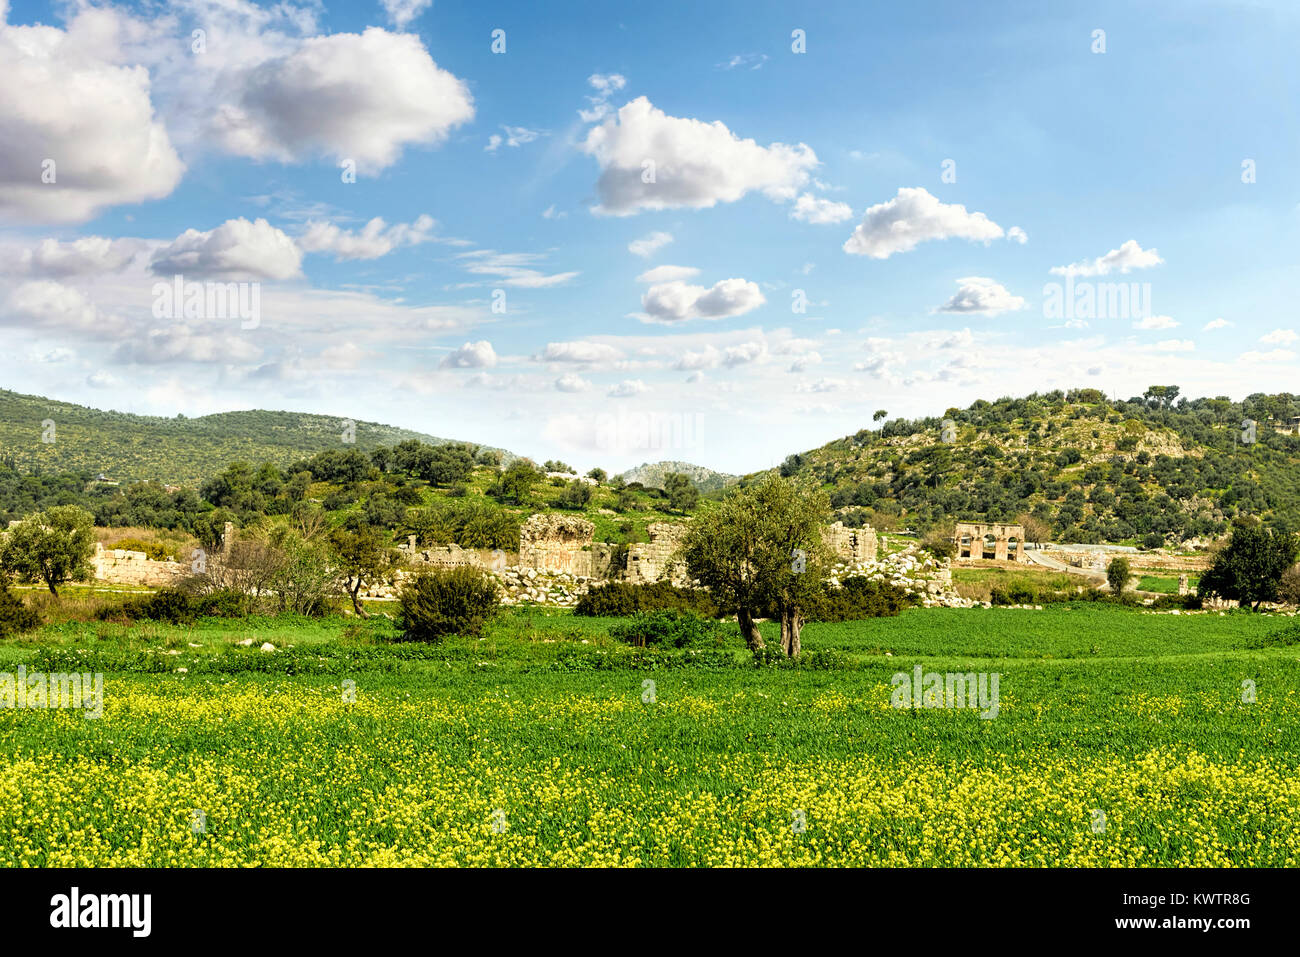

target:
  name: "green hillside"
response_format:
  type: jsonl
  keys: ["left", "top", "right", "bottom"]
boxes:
{"left": 766, "top": 388, "right": 1300, "bottom": 546}
{"left": 0, "top": 388, "right": 510, "bottom": 489}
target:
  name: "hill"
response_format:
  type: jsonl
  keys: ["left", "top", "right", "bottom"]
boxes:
{"left": 618, "top": 460, "right": 738, "bottom": 492}
{"left": 766, "top": 388, "right": 1300, "bottom": 547}
{"left": 0, "top": 388, "right": 510, "bottom": 489}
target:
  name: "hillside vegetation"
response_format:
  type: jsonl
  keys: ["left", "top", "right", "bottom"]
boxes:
{"left": 769, "top": 388, "right": 1300, "bottom": 547}
{"left": 0, "top": 388, "right": 507, "bottom": 489}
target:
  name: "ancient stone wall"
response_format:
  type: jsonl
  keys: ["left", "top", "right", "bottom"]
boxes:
{"left": 518, "top": 513, "right": 606, "bottom": 578}
{"left": 625, "top": 522, "right": 689, "bottom": 585}
{"left": 92, "top": 544, "right": 190, "bottom": 587}
{"left": 825, "top": 522, "right": 879, "bottom": 563}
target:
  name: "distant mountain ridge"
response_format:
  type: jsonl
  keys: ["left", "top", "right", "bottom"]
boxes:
{"left": 0, "top": 388, "right": 511, "bottom": 489}
{"left": 618, "top": 460, "right": 739, "bottom": 492}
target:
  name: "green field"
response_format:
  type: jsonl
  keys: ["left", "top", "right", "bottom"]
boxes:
{"left": 2, "top": 604, "right": 1297, "bottom": 866}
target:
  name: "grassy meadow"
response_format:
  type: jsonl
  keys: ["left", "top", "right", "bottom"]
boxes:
{"left": 2, "top": 602, "right": 1298, "bottom": 866}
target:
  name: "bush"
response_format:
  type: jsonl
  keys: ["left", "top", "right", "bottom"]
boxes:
{"left": 397, "top": 567, "right": 500, "bottom": 642}
{"left": 1148, "top": 593, "right": 1203, "bottom": 610}
{"left": 1279, "top": 565, "right": 1300, "bottom": 605}
{"left": 0, "top": 583, "right": 40, "bottom": 637}
{"left": 96, "top": 584, "right": 252, "bottom": 624}
{"left": 192, "top": 587, "right": 252, "bottom": 618}
{"left": 609, "top": 608, "right": 722, "bottom": 649}
{"left": 808, "top": 577, "right": 913, "bottom": 620}
{"left": 574, "top": 581, "right": 722, "bottom": 618}
{"left": 989, "top": 584, "right": 1039, "bottom": 606}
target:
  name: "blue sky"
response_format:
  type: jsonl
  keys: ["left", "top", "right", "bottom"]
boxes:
{"left": 1, "top": 0, "right": 1297, "bottom": 474}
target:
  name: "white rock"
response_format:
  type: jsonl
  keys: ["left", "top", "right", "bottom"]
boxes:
{"left": 260, "top": 642, "right": 276, "bottom": 653}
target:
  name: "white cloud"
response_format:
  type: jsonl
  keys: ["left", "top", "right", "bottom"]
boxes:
{"left": 640, "top": 278, "right": 765, "bottom": 323}
{"left": 554, "top": 372, "right": 592, "bottom": 392}
{"left": 936, "top": 277, "right": 1025, "bottom": 316}
{"left": 1204, "top": 318, "right": 1229, "bottom": 330}
{"left": 579, "top": 73, "right": 627, "bottom": 122}
{"left": 790, "top": 193, "right": 853, "bottom": 224}
{"left": 453, "top": 250, "right": 579, "bottom": 288}
{"left": 1007, "top": 226, "right": 1028, "bottom": 244}
{"left": 1260, "top": 328, "right": 1298, "bottom": 345}
{"left": 113, "top": 324, "right": 262, "bottom": 364}
{"left": 1133, "top": 314, "right": 1179, "bottom": 330}
{"left": 86, "top": 370, "right": 121, "bottom": 389}
{"left": 580, "top": 96, "right": 818, "bottom": 215}
{"left": 717, "top": 53, "right": 769, "bottom": 71}
{"left": 151, "top": 218, "right": 302, "bottom": 280}
{"left": 0, "top": 7, "right": 184, "bottom": 223}
{"left": 843, "top": 187, "right": 1005, "bottom": 259}
{"left": 539, "top": 341, "right": 623, "bottom": 364}
{"left": 1154, "top": 339, "right": 1195, "bottom": 352}
{"left": 16, "top": 237, "right": 140, "bottom": 277}
{"left": 298, "top": 214, "right": 435, "bottom": 261}
{"left": 3, "top": 280, "right": 117, "bottom": 334}
{"left": 607, "top": 378, "right": 647, "bottom": 398}
{"left": 628, "top": 231, "right": 674, "bottom": 257}
{"left": 485, "top": 125, "right": 545, "bottom": 152}
{"left": 211, "top": 28, "right": 473, "bottom": 170}
{"left": 636, "top": 264, "right": 699, "bottom": 283}
{"left": 440, "top": 340, "right": 498, "bottom": 369}
{"left": 1050, "top": 239, "right": 1163, "bottom": 277}
{"left": 541, "top": 205, "right": 565, "bottom": 220}
{"left": 1240, "top": 349, "right": 1296, "bottom": 363}
{"left": 381, "top": 0, "right": 433, "bottom": 30}
{"left": 795, "top": 378, "right": 845, "bottom": 393}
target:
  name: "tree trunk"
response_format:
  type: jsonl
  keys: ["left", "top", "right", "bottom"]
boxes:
{"left": 736, "top": 607, "right": 764, "bottom": 651}
{"left": 779, "top": 607, "right": 803, "bottom": 658}
{"left": 350, "top": 580, "right": 370, "bottom": 618}
{"left": 46, "top": 578, "right": 58, "bottom": 597}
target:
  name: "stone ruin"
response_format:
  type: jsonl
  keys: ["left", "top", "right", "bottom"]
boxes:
{"left": 953, "top": 522, "right": 1027, "bottom": 562}
{"left": 91, "top": 543, "right": 190, "bottom": 587}
{"left": 625, "top": 522, "right": 690, "bottom": 586}
{"left": 517, "top": 513, "right": 615, "bottom": 578}
{"left": 824, "top": 522, "right": 879, "bottom": 564}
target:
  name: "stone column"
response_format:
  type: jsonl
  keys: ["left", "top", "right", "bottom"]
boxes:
{"left": 994, "top": 537, "right": 1009, "bottom": 561}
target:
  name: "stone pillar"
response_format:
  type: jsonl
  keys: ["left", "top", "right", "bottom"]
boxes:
{"left": 1178, "top": 574, "right": 1189, "bottom": 596}
{"left": 408, "top": 535, "right": 418, "bottom": 551}
{"left": 994, "top": 538, "right": 1009, "bottom": 561}
{"left": 222, "top": 521, "right": 234, "bottom": 559}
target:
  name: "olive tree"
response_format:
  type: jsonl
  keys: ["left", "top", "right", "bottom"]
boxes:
{"left": 0, "top": 505, "right": 96, "bottom": 596}
{"left": 678, "top": 474, "right": 830, "bottom": 656}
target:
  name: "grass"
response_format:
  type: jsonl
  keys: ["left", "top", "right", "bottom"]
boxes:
{"left": 1, "top": 603, "right": 1297, "bottom": 866}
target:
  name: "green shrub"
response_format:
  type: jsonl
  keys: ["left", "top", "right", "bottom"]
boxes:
{"left": 574, "top": 581, "right": 721, "bottom": 618}
{"left": 609, "top": 608, "right": 722, "bottom": 648}
{"left": 989, "top": 584, "right": 1039, "bottom": 606}
{"left": 1148, "top": 593, "right": 1203, "bottom": 611}
{"left": 808, "top": 577, "right": 913, "bottom": 621}
{"left": 397, "top": 567, "right": 500, "bottom": 642}
{"left": 192, "top": 588, "right": 253, "bottom": 618}
{"left": 95, "top": 585, "right": 251, "bottom": 624}
{"left": 0, "top": 583, "right": 40, "bottom": 638}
